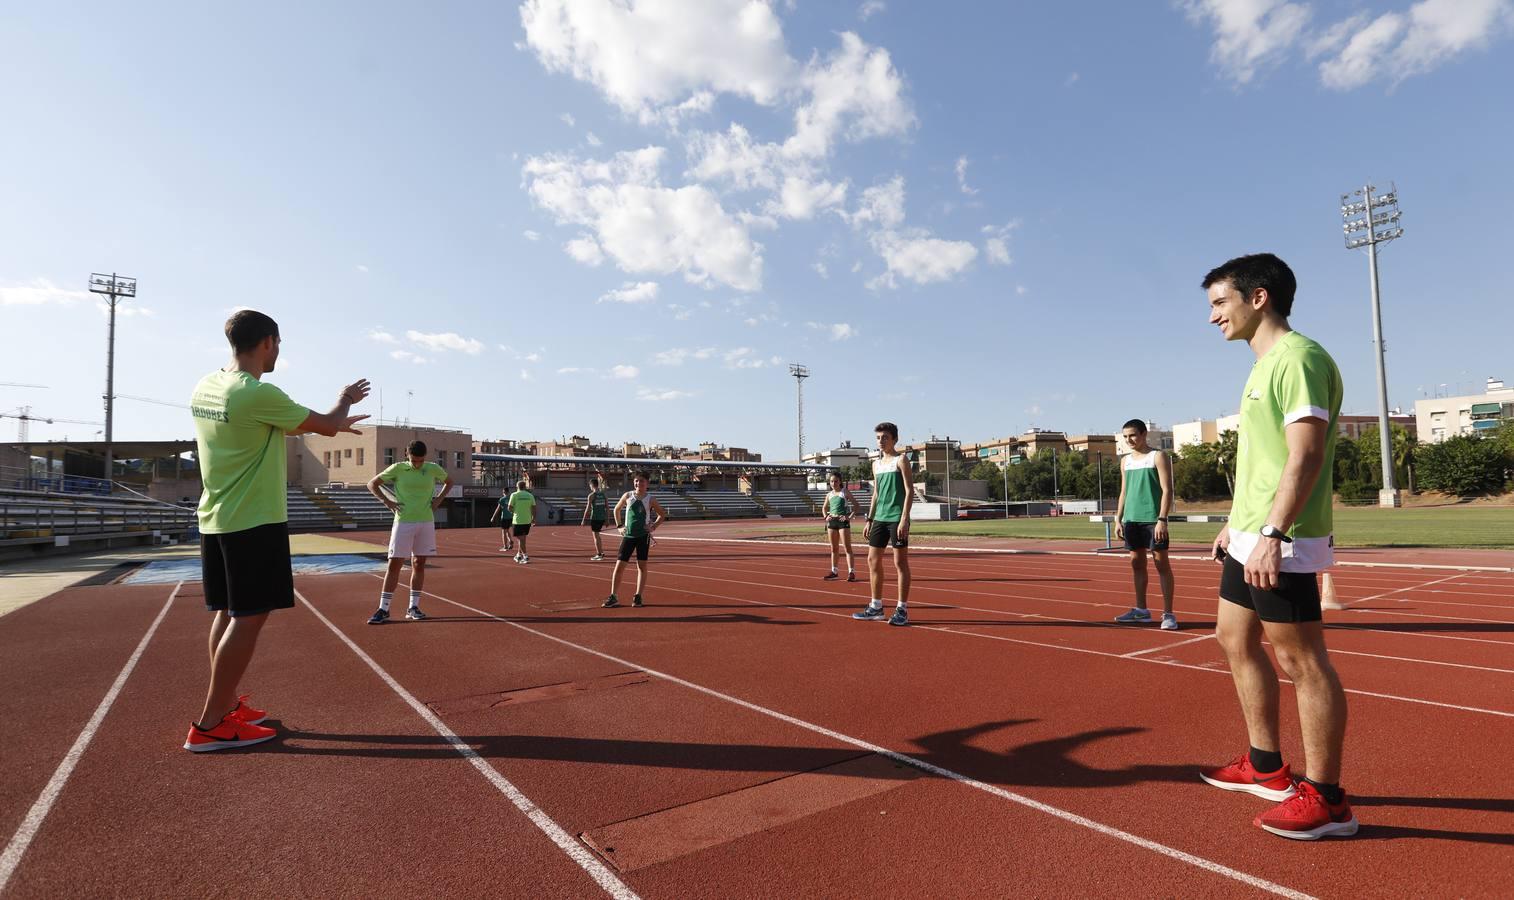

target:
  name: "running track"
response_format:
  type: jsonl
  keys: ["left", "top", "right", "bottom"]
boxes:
{"left": 2, "top": 525, "right": 1511, "bottom": 898}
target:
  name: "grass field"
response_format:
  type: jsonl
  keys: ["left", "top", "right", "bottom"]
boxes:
{"left": 760, "top": 506, "right": 1514, "bottom": 549}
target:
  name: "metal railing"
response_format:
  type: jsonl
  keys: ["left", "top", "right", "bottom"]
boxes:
{"left": 0, "top": 498, "right": 196, "bottom": 541}
{"left": 0, "top": 466, "right": 112, "bottom": 496}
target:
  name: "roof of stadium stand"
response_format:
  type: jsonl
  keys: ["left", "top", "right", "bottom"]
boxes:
{"left": 473, "top": 453, "right": 834, "bottom": 473}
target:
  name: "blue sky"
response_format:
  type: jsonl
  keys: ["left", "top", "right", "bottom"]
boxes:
{"left": 3, "top": 1, "right": 1512, "bottom": 459}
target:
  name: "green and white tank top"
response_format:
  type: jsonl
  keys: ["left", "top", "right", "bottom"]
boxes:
{"left": 1122, "top": 452, "right": 1162, "bottom": 524}
{"left": 871, "top": 455, "right": 905, "bottom": 524}
{"left": 826, "top": 492, "right": 849, "bottom": 517}
{"left": 624, "top": 491, "right": 652, "bottom": 538}
{"left": 589, "top": 489, "right": 608, "bottom": 521}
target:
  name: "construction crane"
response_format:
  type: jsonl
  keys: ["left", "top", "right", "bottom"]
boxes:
{"left": 0, "top": 383, "right": 49, "bottom": 389}
{"left": 0, "top": 407, "right": 103, "bottom": 443}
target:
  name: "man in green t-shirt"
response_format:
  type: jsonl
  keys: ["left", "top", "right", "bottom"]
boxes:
{"left": 365, "top": 439, "right": 453, "bottom": 624}
{"left": 489, "top": 486, "right": 515, "bottom": 553}
{"left": 852, "top": 421, "right": 914, "bottom": 626}
{"left": 602, "top": 472, "right": 666, "bottom": 608}
{"left": 1113, "top": 419, "right": 1177, "bottom": 629}
{"left": 504, "top": 480, "right": 537, "bottom": 564}
{"left": 1196, "top": 253, "right": 1356, "bottom": 842}
{"left": 185, "top": 309, "right": 369, "bottom": 752}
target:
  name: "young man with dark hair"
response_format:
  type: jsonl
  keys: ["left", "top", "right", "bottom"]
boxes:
{"left": 490, "top": 485, "right": 514, "bottom": 553}
{"left": 506, "top": 479, "right": 537, "bottom": 564}
{"left": 186, "top": 310, "right": 369, "bottom": 751}
{"left": 1113, "top": 419, "right": 1178, "bottom": 629}
{"left": 853, "top": 421, "right": 913, "bottom": 626}
{"left": 581, "top": 475, "right": 610, "bottom": 561}
{"left": 1197, "top": 253, "right": 1355, "bottom": 840}
{"left": 366, "top": 439, "right": 452, "bottom": 624}
{"left": 602, "top": 472, "right": 666, "bottom": 609}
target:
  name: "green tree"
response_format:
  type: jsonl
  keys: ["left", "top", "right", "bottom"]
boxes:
{"left": 969, "top": 459, "right": 1006, "bottom": 500}
{"left": 1415, "top": 435, "right": 1506, "bottom": 495}
{"left": 1173, "top": 443, "right": 1227, "bottom": 502}
{"left": 1356, "top": 423, "right": 1416, "bottom": 490}
{"left": 1214, "top": 429, "right": 1239, "bottom": 496}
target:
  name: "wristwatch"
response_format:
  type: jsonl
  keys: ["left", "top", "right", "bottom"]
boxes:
{"left": 1157, "top": 517, "right": 1169, "bottom": 523}
{"left": 1260, "top": 524, "right": 1293, "bottom": 543}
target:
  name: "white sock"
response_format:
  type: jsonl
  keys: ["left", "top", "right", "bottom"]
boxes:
{"left": 896, "top": 600, "right": 908, "bottom": 609}
{"left": 409, "top": 590, "right": 421, "bottom": 608}
{"left": 868, "top": 598, "right": 882, "bottom": 610}
{"left": 379, "top": 591, "right": 393, "bottom": 612}
{"left": 830, "top": 566, "right": 837, "bottom": 574}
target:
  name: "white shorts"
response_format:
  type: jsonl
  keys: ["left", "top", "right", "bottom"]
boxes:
{"left": 388, "top": 521, "right": 437, "bottom": 559}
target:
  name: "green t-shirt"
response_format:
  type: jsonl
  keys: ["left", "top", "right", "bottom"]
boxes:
{"left": 508, "top": 490, "right": 536, "bottom": 525}
{"left": 1230, "top": 332, "right": 1342, "bottom": 556}
{"left": 191, "top": 370, "right": 310, "bottom": 534}
{"left": 378, "top": 461, "right": 449, "bottom": 523}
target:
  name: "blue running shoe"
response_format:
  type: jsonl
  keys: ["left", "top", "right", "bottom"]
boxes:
{"left": 853, "top": 604, "right": 886, "bottom": 621}
{"left": 888, "top": 606, "right": 908, "bottom": 627}
{"left": 367, "top": 608, "right": 389, "bottom": 625}
{"left": 1114, "top": 608, "right": 1152, "bottom": 624}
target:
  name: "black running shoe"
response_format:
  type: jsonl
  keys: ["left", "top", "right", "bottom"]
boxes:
{"left": 405, "top": 606, "right": 427, "bottom": 621}
{"left": 602, "top": 595, "right": 620, "bottom": 608}
{"left": 823, "top": 571, "right": 839, "bottom": 580}
{"left": 367, "top": 608, "right": 389, "bottom": 625}
{"left": 632, "top": 594, "right": 644, "bottom": 607}
{"left": 852, "top": 605, "right": 886, "bottom": 621}
{"left": 847, "top": 572, "right": 857, "bottom": 582}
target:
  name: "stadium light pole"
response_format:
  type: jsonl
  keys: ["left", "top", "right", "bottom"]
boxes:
{"left": 789, "top": 364, "right": 809, "bottom": 462}
{"left": 89, "top": 273, "right": 136, "bottom": 493}
{"left": 1341, "top": 183, "right": 1404, "bottom": 508}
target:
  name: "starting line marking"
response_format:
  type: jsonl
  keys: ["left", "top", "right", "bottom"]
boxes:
{"left": 383, "top": 576, "right": 1316, "bottom": 900}
{"left": 296, "top": 590, "right": 639, "bottom": 900}
{"left": 0, "top": 582, "right": 182, "bottom": 893}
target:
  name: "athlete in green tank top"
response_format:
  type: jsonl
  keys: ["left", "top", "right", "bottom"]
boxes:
{"left": 1114, "top": 420, "right": 1176, "bottom": 628}
{"left": 822, "top": 472, "right": 857, "bottom": 581}
{"left": 603, "top": 474, "right": 667, "bottom": 609}
{"left": 582, "top": 477, "right": 611, "bottom": 560}
{"left": 854, "top": 423, "right": 914, "bottom": 627}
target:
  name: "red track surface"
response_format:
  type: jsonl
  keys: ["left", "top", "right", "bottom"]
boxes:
{"left": 2, "top": 524, "right": 1511, "bottom": 898}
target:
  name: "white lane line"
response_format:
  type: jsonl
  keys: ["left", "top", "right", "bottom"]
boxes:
{"left": 1121, "top": 634, "right": 1217, "bottom": 658}
{"left": 295, "top": 590, "right": 638, "bottom": 900}
{"left": 0, "top": 582, "right": 182, "bottom": 893}
{"left": 1342, "top": 573, "right": 1463, "bottom": 606}
{"left": 393, "top": 581, "right": 1316, "bottom": 900}
{"left": 441, "top": 536, "right": 1514, "bottom": 716}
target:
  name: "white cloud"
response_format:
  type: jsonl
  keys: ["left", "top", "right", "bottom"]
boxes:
{"left": 743, "top": 317, "right": 760, "bottom": 326}
{"left": 520, "top": 368, "right": 535, "bottom": 381}
{"left": 356, "top": 264, "right": 370, "bottom": 274}
{"left": 563, "top": 233, "right": 606, "bottom": 266}
{"left": 769, "top": 175, "right": 848, "bottom": 220}
{"left": 869, "top": 229, "right": 978, "bottom": 289}
{"left": 723, "top": 346, "right": 776, "bottom": 368}
{"left": 557, "top": 366, "right": 596, "bottom": 374}
{"left": 406, "top": 330, "right": 484, "bottom": 354}
{"left": 785, "top": 32, "right": 915, "bottom": 158}
{"left": 667, "top": 303, "right": 694, "bottom": 320}
{"left": 859, "top": 0, "right": 886, "bottom": 20}
{"left": 1016, "top": 284, "right": 1028, "bottom": 295}
{"left": 391, "top": 350, "right": 428, "bottom": 365}
{"left": 808, "top": 321, "right": 856, "bottom": 341}
{"left": 1181, "top": 0, "right": 1313, "bottom": 84}
{"left": 598, "top": 280, "right": 660, "bottom": 304}
{"left": 522, "top": 351, "right": 542, "bottom": 363}
{"left": 843, "top": 176, "right": 906, "bottom": 229}
{"left": 523, "top": 229, "right": 542, "bottom": 241}
{"left": 0, "top": 278, "right": 88, "bottom": 306}
{"left": 102, "top": 304, "right": 156, "bottom": 318}
{"left": 520, "top": 0, "right": 794, "bottom": 121}
{"left": 981, "top": 221, "right": 1019, "bottom": 266}
{"left": 609, "top": 364, "right": 640, "bottom": 379}
{"left": 637, "top": 386, "right": 695, "bottom": 402}
{"left": 812, "top": 261, "right": 829, "bottom": 279}
{"left": 585, "top": 131, "right": 603, "bottom": 147}
{"left": 653, "top": 346, "right": 717, "bottom": 366}
{"left": 367, "top": 329, "right": 399, "bottom": 345}
{"left": 955, "top": 156, "right": 978, "bottom": 196}
{"left": 1065, "top": 71, "right": 1080, "bottom": 86}
{"left": 524, "top": 147, "right": 764, "bottom": 291}
{"left": 560, "top": 112, "right": 576, "bottom": 127}
{"left": 1316, "top": 0, "right": 1514, "bottom": 90}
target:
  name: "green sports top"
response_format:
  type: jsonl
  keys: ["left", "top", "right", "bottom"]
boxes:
{"left": 825, "top": 492, "right": 849, "bottom": 517}
{"left": 1229, "top": 331, "right": 1342, "bottom": 571}
{"left": 190, "top": 370, "right": 310, "bottom": 534}
{"left": 508, "top": 490, "right": 536, "bottom": 525}
{"left": 623, "top": 491, "right": 653, "bottom": 538}
{"left": 589, "top": 489, "right": 608, "bottom": 521}
{"left": 378, "top": 461, "right": 449, "bottom": 523}
{"left": 1121, "top": 452, "right": 1163, "bottom": 524}
{"left": 871, "top": 455, "right": 905, "bottom": 524}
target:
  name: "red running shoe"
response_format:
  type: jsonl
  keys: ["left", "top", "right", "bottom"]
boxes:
{"left": 1255, "top": 780, "right": 1358, "bottom": 840}
{"left": 184, "top": 715, "right": 277, "bottom": 752}
{"left": 229, "top": 694, "right": 267, "bottom": 725}
{"left": 1199, "top": 754, "right": 1297, "bottom": 801}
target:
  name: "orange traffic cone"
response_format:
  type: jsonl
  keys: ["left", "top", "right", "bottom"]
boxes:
{"left": 1320, "top": 571, "right": 1345, "bottom": 610}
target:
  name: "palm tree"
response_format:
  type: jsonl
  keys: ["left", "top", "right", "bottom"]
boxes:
{"left": 1215, "top": 430, "right": 1239, "bottom": 496}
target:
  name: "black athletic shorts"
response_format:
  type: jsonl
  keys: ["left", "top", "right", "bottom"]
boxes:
{"left": 866, "top": 520, "right": 907, "bottom": 549}
{"left": 1122, "top": 521, "right": 1169, "bottom": 551}
{"left": 512, "top": 523, "right": 532, "bottom": 538}
{"left": 825, "top": 517, "right": 850, "bottom": 530}
{"left": 589, "top": 519, "right": 606, "bottom": 533}
{"left": 618, "top": 533, "right": 651, "bottom": 562}
{"left": 1219, "top": 555, "right": 1322, "bottom": 623}
{"left": 201, "top": 522, "right": 295, "bottom": 617}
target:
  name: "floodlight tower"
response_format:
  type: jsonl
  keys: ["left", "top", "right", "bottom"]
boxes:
{"left": 89, "top": 273, "right": 137, "bottom": 493}
{"left": 1340, "top": 184, "right": 1404, "bottom": 508}
{"left": 789, "top": 364, "right": 809, "bottom": 461}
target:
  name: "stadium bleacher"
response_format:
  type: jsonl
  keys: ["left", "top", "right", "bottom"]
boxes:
{"left": 0, "top": 487, "right": 196, "bottom": 557}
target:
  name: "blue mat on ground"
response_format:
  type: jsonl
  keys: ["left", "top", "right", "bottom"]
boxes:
{"left": 122, "top": 554, "right": 383, "bottom": 585}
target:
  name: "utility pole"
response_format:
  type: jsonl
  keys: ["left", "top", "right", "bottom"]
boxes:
{"left": 788, "top": 364, "right": 809, "bottom": 461}
{"left": 1096, "top": 450, "right": 1104, "bottom": 513}
{"left": 1341, "top": 183, "right": 1404, "bottom": 507}
{"left": 88, "top": 273, "right": 136, "bottom": 493}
